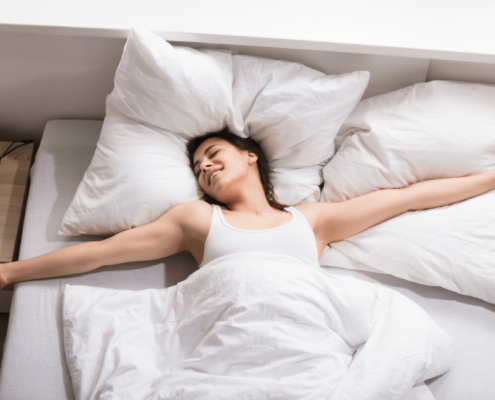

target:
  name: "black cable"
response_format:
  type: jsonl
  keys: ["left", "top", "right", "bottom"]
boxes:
{"left": 1, "top": 142, "right": 15, "bottom": 157}
{"left": 0, "top": 140, "right": 33, "bottom": 164}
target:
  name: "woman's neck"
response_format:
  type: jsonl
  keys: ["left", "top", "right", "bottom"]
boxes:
{"left": 223, "top": 190, "right": 280, "bottom": 216}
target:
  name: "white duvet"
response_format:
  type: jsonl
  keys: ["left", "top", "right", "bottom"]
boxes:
{"left": 63, "top": 253, "right": 452, "bottom": 400}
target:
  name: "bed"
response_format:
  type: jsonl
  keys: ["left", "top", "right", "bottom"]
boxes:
{"left": 0, "top": 118, "right": 494, "bottom": 399}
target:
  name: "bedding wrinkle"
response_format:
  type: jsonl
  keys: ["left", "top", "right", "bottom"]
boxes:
{"left": 63, "top": 253, "right": 451, "bottom": 400}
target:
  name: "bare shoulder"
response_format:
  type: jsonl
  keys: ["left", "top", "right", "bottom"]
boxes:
{"left": 167, "top": 200, "right": 212, "bottom": 240}
{"left": 170, "top": 199, "right": 211, "bottom": 215}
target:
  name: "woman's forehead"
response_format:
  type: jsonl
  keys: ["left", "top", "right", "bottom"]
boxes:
{"left": 194, "top": 137, "right": 230, "bottom": 159}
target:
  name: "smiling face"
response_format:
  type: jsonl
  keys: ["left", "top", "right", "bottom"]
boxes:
{"left": 192, "top": 137, "right": 259, "bottom": 204}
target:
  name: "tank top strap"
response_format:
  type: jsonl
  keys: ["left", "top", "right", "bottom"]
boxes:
{"left": 286, "top": 206, "right": 311, "bottom": 229}
{"left": 208, "top": 204, "right": 223, "bottom": 237}
{"left": 211, "top": 203, "right": 221, "bottom": 222}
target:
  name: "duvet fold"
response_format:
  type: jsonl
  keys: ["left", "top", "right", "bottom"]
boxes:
{"left": 63, "top": 252, "right": 452, "bottom": 400}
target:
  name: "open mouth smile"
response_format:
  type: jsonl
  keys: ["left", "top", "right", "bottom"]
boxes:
{"left": 209, "top": 169, "right": 222, "bottom": 185}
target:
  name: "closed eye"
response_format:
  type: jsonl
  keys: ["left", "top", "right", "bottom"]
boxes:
{"left": 195, "top": 150, "right": 220, "bottom": 178}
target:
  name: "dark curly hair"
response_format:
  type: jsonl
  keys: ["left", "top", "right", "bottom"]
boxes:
{"left": 186, "top": 127, "right": 289, "bottom": 210}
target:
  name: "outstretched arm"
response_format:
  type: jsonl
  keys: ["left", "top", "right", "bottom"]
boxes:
{"left": 0, "top": 202, "right": 191, "bottom": 289}
{"left": 407, "top": 171, "right": 495, "bottom": 211}
{"left": 312, "top": 171, "right": 495, "bottom": 245}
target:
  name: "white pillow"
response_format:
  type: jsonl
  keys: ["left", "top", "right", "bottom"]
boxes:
{"left": 319, "top": 80, "right": 495, "bottom": 304}
{"left": 59, "top": 111, "right": 200, "bottom": 236}
{"left": 233, "top": 55, "right": 369, "bottom": 204}
{"left": 59, "top": 27, "right": 369, "bottom": 236}
{"left": 107, "top": 26, "right": 243, "bottom": 136}
{"left": 60, "top": 27, "right": 231, "bottom": 236}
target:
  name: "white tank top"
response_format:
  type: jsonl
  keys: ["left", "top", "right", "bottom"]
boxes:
{"left": 199, "top": 204, "right": 320, "bottom": 268}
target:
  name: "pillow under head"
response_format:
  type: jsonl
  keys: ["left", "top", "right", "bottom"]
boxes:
{"left": 59, "top": 27, "right": 369, "bottom": 236}
{"left": 59, "top": 111, "right": 201, "bottom": 235}
{"left": 233, "top": 55, "right": 369, "bottom": 204}
{"left": 59, "top": 27, "right": 234, "bottom": 236}
{"left": 107, "top": 26, "right": 243, "bottom": 137}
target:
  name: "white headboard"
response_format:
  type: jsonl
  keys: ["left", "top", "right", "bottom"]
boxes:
{"left": 1, "top": 0, "right": 494, "bottom": 147}
{"left": 174, "top": 41, "right": 430, "bottom": 100}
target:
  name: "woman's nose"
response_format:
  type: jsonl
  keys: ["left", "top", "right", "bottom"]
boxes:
{"left": 201, "top": 162, "right": 213, "bottom": 174}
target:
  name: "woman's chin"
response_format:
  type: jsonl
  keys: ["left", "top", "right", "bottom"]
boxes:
{"left": 206, "top": 187, "right": 232, "bottom": 203}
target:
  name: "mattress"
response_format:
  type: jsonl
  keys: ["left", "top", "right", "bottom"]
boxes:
{"left": 0, "top": 119, "right": 494, "bottom": 400}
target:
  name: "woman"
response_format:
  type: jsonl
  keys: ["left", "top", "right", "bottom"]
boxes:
{"left": 1, "top": 128, "right": 494, "bottom": 287}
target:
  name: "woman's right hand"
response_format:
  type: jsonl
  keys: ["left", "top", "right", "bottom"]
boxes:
{"left": 0, "top": 263, "right": 10, "bottom": 290}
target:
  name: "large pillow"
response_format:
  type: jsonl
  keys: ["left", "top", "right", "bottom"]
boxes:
{"left": 59, "top": 27, "right": 369, "bottom": 236}
{"left": 59, "top": 111, "right": 200, "bottom": 235}
{"left": 233, "top": 55, "right": 369, "bottom": 204}
{"left": 319, "top": 80, "right": 495, "bottom": 304}
{"left": 59, "top": 27, "right": 234, "bottom": 236}
{"left": 107, "top": 26, "right": 243, "bottom": 136}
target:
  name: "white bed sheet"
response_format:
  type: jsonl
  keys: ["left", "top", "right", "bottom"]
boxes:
{"left": 0, "top": 120, "right": 494, "bottom": 399}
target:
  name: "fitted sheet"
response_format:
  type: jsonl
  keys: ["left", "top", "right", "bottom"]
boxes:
{"left": 0, "top": 119, "right": 494, "bottom": 400}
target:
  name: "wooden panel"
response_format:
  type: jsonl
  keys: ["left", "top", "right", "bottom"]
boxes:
{"left": 0, "top": 312, "right": 9, "bottom": 362}
{"left": 0, "top": 141, "right": 34, "bottom": 263}
{"left": 0, "top": 291, "right": 12, "bottom": 313}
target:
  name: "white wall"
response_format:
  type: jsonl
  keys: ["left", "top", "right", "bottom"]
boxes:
{"left": 0, "top": 32, "right": 126, "bottom": 148}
